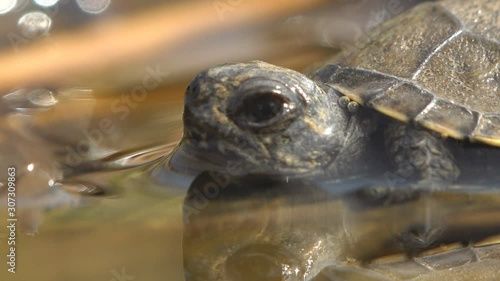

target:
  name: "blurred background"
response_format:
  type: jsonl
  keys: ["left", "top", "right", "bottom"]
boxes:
{"left": 0, "top": 1, "right": 427, "bottom": 280}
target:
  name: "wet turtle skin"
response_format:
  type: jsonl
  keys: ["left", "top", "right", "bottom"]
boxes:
{"left": 177, "top": 0, "right": 499, "bottom": 186}
{"left": 176, "top": 0, "right": 500, "bottom": 280}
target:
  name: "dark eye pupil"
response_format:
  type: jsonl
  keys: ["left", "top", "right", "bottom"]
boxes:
{"left": 243, "top": 94, "right": 283, "bottom": 123}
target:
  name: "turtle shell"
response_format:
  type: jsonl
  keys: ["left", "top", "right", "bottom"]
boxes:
{"left": 316, "top": 0, "right": 500, "bottom": 146}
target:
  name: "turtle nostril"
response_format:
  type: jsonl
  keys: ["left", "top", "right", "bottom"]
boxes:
{"left": 185, "top": 77, "right": 203, "bottom": 106}
{"left": 184, "top": 81, "right": 200, "bottom": 106}
{"left": 190, "top": 81, "right": 200, "bottom": 94}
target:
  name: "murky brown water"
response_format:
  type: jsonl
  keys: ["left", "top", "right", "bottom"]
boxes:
{"left": 0, "top": 82, "right": 186, "bottom": 281}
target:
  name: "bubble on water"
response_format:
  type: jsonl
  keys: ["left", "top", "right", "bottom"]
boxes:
{"left": 34, "top": 0, "right": 58, "bottom": 7}
{"left": 27, "top": 88, "right": 58, "bottom": 107}
{"left": 18, "top": 11, "right": 52, "bottom": 38}
{"left": 0, "top": 0, "right": 16, "bottom": 14}
{"left": 76, "top": 0, "right": 110, "bottom": 14}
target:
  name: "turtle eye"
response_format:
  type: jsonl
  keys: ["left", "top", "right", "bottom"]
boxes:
{"left": 231, "top": 92, "right": 293, "bottom": 131}
{"left": 229, "top": 85, "right": 299, "bottom": 132}
{"left": 239, "top": 93, "right": 287, "bottom": 124}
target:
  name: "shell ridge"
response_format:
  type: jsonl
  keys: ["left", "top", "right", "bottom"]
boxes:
{"left": 409, "top": 2, "right": 468, "bottom": 80}
{"left": 411, "top": 30, "right": 464, "bottom": 80}
{"left": 365, "top": 81, "right": 403, "bottom": 106}
{"left": 366, "top": 81, "right": 405, "bottom": 107}
{"left": 327, "top": 66, "right": 401, "bottom": 104}
{"left": 415, "top": 98, "right": 481, "bottom": 140}
{"left": 337, "top": 67, "right": 412, "bottom": 84}
{"left": 469, "top": 113, "right": 500, "bottom": 146}
{"left": 332, "top": 67, "right": 443, "bottom": 103}
{"left": 470, "top": 113, "right": 485, "bottom": 140}
{"left": 415, "top": 98, "right": 437, "bottom": 120}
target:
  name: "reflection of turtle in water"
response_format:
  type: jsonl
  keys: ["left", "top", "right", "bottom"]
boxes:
{"left": 182, "top": 172, "right": 500, "bottom": 281}
{"left": 177, "top": 0, "right": 499, "bottom": 187}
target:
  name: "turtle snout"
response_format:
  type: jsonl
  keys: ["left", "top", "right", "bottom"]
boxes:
{"left": 182, "top": 74, "right": 207, "bottom": 142}
{"left": 182, "top": 71, "right": 227, "bottom": 143}
{"left": 182, "top": 111, "right": 199, "bottom": 141}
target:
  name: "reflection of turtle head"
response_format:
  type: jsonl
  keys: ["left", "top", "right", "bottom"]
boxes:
{"left": 182, "top": 174, "right": 344, "bottom": 281}
{"left": 179, "top": 61, "right": 352, "bottom": 176}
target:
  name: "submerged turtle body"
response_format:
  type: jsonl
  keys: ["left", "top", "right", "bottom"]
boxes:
{"left": 314, "top": 0, "right": 500, "bottom": 146}
{"left": 177, "top": 0, "right": 500, "bottom": 184}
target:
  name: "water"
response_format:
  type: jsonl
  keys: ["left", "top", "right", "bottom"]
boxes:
{"left": 2, "top": 81, "right": 500, "bottom": 281}
{"left": 0, "top": 82, "right": 186, "bottom": 280}
{"left": 1, "top": 75, "right": 498, "bottom": 281}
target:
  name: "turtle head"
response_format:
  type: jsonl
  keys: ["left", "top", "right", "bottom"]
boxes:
{"left": 175, "top": 61, "right": 351, "bottom": 176}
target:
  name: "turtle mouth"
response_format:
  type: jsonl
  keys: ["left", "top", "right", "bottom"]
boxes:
{"left": 182, "top": 106, "right": 215, "bottom": 141}
{"left": 171, "top": 141, "right": 274, "bottom": 178}
{"left": 179, "top": 107, "right": 267, "bottom": 174}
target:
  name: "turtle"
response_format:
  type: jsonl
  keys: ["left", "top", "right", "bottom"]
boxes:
{"left": 174, "top": 0, "right": 500, "bottom": 188}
